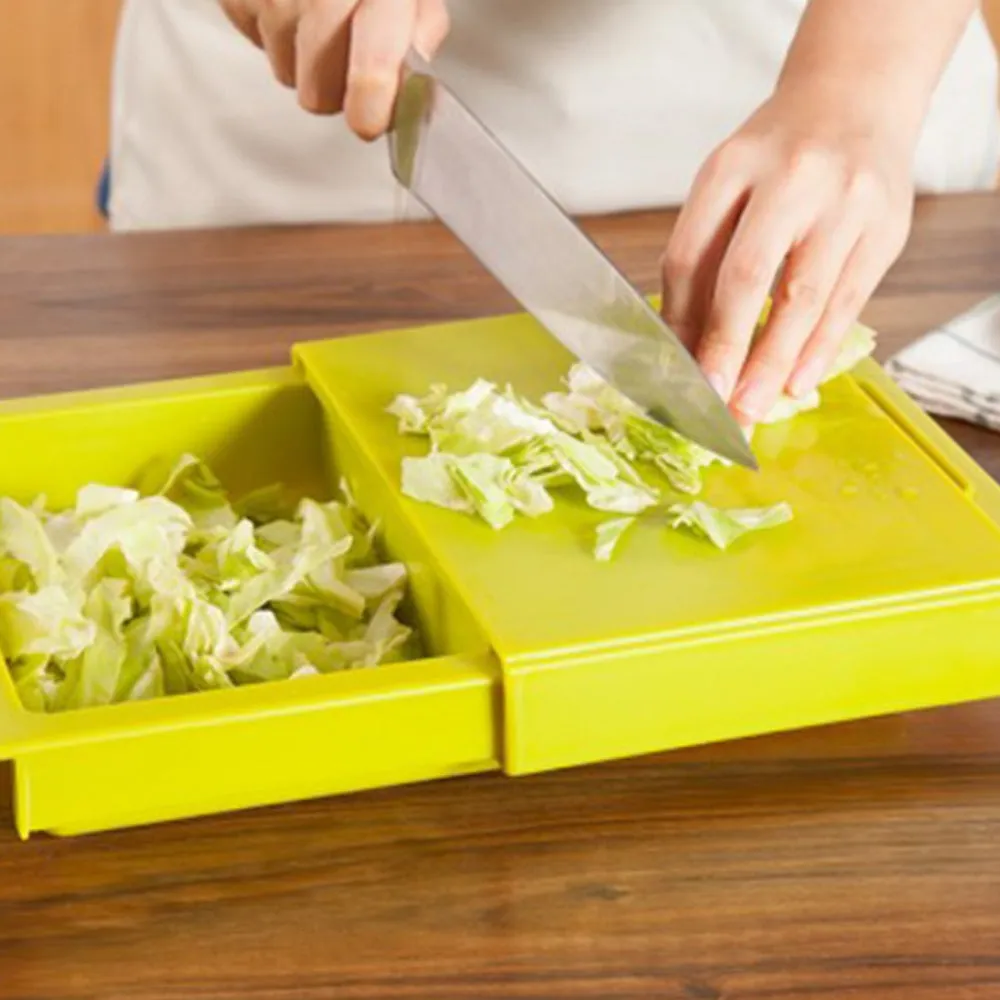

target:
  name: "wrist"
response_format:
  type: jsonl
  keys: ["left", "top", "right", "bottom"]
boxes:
{"left": 771, "top": 70, "right": 924, "bottom": 151}
{"left": 772, "top": 0, "right": 979, "bottom": 154}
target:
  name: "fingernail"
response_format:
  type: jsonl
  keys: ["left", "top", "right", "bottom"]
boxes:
{"left": 788, "top": 359, "right": 825, "bottom": 399}
{"left": 732, "top": 382, "right": 769, "bottom": 424}
{"left": 706, "top": 372, "right": 731, "bottom": 402}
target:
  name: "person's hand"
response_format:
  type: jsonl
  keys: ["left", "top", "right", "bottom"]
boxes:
{"left": 219, "top": 0, "right": 450, "bottom": 139}
{"left": 661, "top": 90, "right": 914, "bottom": 425}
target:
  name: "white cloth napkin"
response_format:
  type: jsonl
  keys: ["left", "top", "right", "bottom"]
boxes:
{"left": 886, "top": 295, "right": 1000, "bottom": 431}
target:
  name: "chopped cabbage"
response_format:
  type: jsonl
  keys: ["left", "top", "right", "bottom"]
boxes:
{"left": 390, "top": 322, "right": 875, "bottom": 558}
{"left": 0, "top": 459, "right": 414, "bottom": 713}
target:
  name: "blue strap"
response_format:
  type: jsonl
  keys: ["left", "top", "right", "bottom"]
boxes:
{"left": 95, "top": 159, "right": 111, "bottom": 219}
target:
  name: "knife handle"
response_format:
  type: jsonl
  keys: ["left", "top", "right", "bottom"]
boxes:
{"left": 390, "top": 51, "right": 436, "bottom": 187}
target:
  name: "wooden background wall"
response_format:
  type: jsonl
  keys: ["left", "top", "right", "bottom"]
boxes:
{"left": 0, "top": 0, "right": 122, "bottom": 234}
{"left": 0, "top": 0, "right": 999, "bottom": 236}
{"left": 987, "top": 0, "right": 1000, "bottom": 86}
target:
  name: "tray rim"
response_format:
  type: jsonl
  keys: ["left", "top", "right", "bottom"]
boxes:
{"left": 0, "top": 365, "right": 499, "bottom": 758}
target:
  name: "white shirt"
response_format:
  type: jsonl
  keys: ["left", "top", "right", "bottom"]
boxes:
{"left": 109, "top": 0, "right": 1000, "bottom": 232}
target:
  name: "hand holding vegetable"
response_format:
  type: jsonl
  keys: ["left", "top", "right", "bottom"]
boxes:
{"left": 218, "top": 0, "right": 450, "bottom": 138}
{"left": 661, "top": 0, "right": 979, "bottom": 425}
{"left": 663, "top": 93, "right": 913, "bottom": 425}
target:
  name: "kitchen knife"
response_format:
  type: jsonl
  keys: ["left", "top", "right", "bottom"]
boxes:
{"left": 388, "top": 52, "right": 756, "bottom": 469}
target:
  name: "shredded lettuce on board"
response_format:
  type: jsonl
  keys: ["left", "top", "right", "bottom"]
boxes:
{"left": 0, "top": 457, "right": 415, "bottom": 713}
{"left": 390, "top": 322, "right": 875, "bottom": 558}
{"left": 394, "top": 380, "right": 660, "bottom": 523}
{"left": 667, "top": 502, "right": 794, "bottom": 550}
{"left": 593, "top": 517, "right": 638, "bottom": 562}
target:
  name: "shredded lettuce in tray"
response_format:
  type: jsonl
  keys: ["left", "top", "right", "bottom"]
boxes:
{"left": 389, "top": 323, "right": 875, "bottom": 559}
{"left": 0, "top": 456, "right": 415, "bottom": 714}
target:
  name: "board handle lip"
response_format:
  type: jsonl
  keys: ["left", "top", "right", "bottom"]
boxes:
{"left": 855, "top": 363, "right": 975, "bottom": 497}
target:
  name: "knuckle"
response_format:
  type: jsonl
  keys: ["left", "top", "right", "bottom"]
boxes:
{"left": 700, "top": 322, "right": 751, "bottom": 366}
{"left": 698, "top": 149, "right": 727, "bottom": 187}
{"left": 777, "top": 274, "right": 823, "bottom": 314}
{"left": 844, "top": 167, "right": 886, "bottom": 209}
{"left": 660, "top": 299, "right": 694, "bottom": 344}
{"left": 697, "top": 341, "right": 741, "bottom": 381}
{"left": 723, "top": 253, "right": 770, "bottom": 293}
{"left": 830, "top": 282, "right": 867, "bottom": 319}
{"left": 659, "top": 244, "right": 695, "bottom": 283}
{"left": 736, "top": 359, "right": 796, "bottom": 415}
{"left": 787, "top": 139, "right": 832, "bottom": 182}
{"left": 701, "top": 137, "right": 751, "bottom": 184}
{"left": 754, "top": 340, "right": 799, "bottom": 377}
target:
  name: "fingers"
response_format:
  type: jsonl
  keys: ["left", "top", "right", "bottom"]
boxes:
{"left": 243, "top": 0, "right": 357, "bottom": 107}
{"left": 296, "top": 0, "right": 357, "bottom": 113}
{"left": 258, "top": 0, "right": 300, "bottom": 87}
{"left": 677, "top": 133, "right": 909, "bottom": 425}
{"left": 345, "top": 0, "right": 420, "bottom": 139}
{"left": 788, "top": 227, "right": 906, "bottom": 398}
{"left": 729, "top": 211, "right": 862, "bottom": 423}
{"left": 695, "top": 179, "right": 807, "bottom": 405}
{"left": 227, "top": 0, "right": 449, "bottom": 136}
{"left": 219, "top": 0, "right": 263, "bottom": 44}
{"left": 661, "top": 149, "right": 750, "bottom": 353}
{"left": 297, "top": 0, "right": 447, "bottom": 130}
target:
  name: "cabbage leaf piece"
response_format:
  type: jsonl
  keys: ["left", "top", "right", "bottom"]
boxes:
{"left": 0, "top": 456, "right": 415, "bottom": 713}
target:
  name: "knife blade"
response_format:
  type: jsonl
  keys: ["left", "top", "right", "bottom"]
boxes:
{"left": 388, "top": 53, "right": 756, "bottom": 469}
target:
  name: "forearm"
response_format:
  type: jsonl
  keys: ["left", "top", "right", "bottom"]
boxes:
{"left": 778, "top": 0, "right": 979, "bottom": 145}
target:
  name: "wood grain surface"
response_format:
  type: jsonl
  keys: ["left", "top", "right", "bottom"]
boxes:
{"left": 1, "top": 195, "right": 1000, "bottom": 999}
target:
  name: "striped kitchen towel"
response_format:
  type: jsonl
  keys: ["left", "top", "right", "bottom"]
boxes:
{"left": 886, "top": 294, "right": 1000, "bottom": 431}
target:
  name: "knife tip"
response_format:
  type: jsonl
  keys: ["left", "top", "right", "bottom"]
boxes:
{"left": 717, "top": 430, "right": 759, "bottom": 472}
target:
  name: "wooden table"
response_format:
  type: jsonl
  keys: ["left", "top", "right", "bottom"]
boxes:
{"left": 2, "top": 194, "right": 1000, "bottom": 1000}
